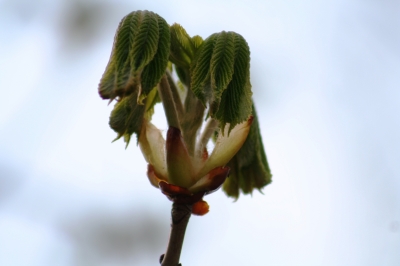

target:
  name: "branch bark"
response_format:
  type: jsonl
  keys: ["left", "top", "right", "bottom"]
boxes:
{"left": 160, "top": 203, "right": 192, "bottom": 266}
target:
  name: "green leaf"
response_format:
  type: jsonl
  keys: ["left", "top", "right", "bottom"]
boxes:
{"left": 140, "top": 14, "right": 171, "bottom": 100}
{"left": 214, "top": 33, "right": 252, "bottom": 132}
{"left": 174, "top": 65, "right": 190, "bottom": 87}
{"left": 169, "top": 23, "right": 195, "bottom": 68}
{"left": 191, "top": 35, "right": 204, "bottom": 51}
{"left": 129, "top": 11, "right": 159, "bottom": 71}
{"left": 210, "top": 31, "right": 236, "bottom": 101}
{"left": 109, "top": 92, "right": 146, "bottom": 147}
{"left": 190, "top": 33, "right": 218, "bottom": 104}
{"left": 98, "top": 10, "right": 170, "bottom": 102}
{"left": 223, "top": 103, "right": 272, "bottom": 199}
{"left": 190, "top": 31, "right": 252, "bottom": 131}
{"left": 144, "top": 86, "right": 161, "bottom": 120}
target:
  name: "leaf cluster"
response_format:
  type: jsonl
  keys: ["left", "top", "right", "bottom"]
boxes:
{"left": 191, "top": 31, "right": 252, "bottom": 132}
{"left": 98, "top": 10, "right": 271, "bottom": 198}
{"left": 99, "top": 10, "right": 170, "bottom": 101}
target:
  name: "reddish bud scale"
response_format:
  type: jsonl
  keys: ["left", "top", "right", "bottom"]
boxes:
{"left": 192, "top": 200, "right": 209, "bottom": 216}
{"left": 204, "top": 167, "right": 230, "bottom": 194}
{"left": 202, "top": 147, "right": 209, "bottom": 161}
{"left": 147, "top": 164, "right": 163, "bottom": 188}
{"left": 159, "top": 181, "right": 205, "bottom": 205}
{"left": 186, "top": 166, "right": 230, "bottom": 194}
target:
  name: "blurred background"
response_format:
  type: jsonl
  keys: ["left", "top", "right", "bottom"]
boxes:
{"left": 1, "top": 0, "right": 399, "bottom": 265}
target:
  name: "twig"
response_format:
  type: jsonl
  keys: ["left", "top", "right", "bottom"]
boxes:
{"left": 160, "top": 203, "right": 192, "bottom": 266}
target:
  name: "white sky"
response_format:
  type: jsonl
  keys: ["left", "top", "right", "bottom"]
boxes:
{"left": 0, "top": 0, "right": 399, "bottom": 265}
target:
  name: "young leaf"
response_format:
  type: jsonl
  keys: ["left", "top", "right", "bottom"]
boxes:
{"left": 140, "top": 14, "right": 171, "bottom": 100}
{"left": 223, "top": 103, "right": 272, "bottom": 199}
{"left": 144, "top": 86, "right": 161, "bottom": 120}
{"left": 174, "top": 65, "right": 190, "bottom": 88}
{"left": 98, "top": 10, "right": 170, "bottom": 102}
{"left": 129, "top": 11, "right": 159, "bottom": 71}
{"left": 210, "top": 31, "right": 236, "bottom": 102}
{"left": 190, "top": 34, "right": 218, "bottom": 104}
{"left": 190, "top": 31, "right": 252, "bottom": 131}
{"left": 213, "top": 33, "right": 252, "bottom": 132}
{"left": 109, "top": 92, "right": 146, "bottom": 146}
{"left": 191, "top": 35, "right": 204, "bottom": 51}
{"left": 169, "top": 23, "right": 195, "bottom": 68}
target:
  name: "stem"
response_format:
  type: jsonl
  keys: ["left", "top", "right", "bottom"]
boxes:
{"left": 160, "top": 203, "right": 192, "bottom": 266}
{"left": 158, "top": 74, "right": 180, "bottom": 129}
{"left": 166, "top": 71, "right": 184, "bottom": 120}
{"left": 197, "top": 118, "right": 219, "bottom": 151}
{"left": 181, "top": 89, "right": 205, "bottom": 156}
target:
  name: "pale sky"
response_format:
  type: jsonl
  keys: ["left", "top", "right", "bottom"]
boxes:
{"left": 0, "top": 0, "right": 399, "bottom": 265}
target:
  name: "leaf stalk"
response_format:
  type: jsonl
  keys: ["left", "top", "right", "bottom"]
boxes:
{"left": 158, "top": 75, "right": 181, "bottom": 129}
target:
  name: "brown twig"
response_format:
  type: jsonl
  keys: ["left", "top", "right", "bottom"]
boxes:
{"left": 160, "top": 203, "right": 192, "bottom": 266}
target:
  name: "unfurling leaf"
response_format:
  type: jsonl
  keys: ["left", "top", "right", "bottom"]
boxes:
{"left": 190, "top": 33, "right": 217, "bottom": 104}
{"left": 109, "top": 92, "right": 146, "bottom": 146}
{"left": 223, "top": 104, "right": 272, "bottom": 199}
{"left": 190, "top": 31, "right": 252, "bottom": 132}
{"left": 214, "top": 35, "right": 252, "bottom": 132}
{"left": 98, "top": 10, "right": 170, "bottom": 101}
{"left": 210, "top": 32, "right": 236, "bottom": 102}
{"left": 169, "top": 24, "right": 203, "bottom": 69}
{"left": 140, "top": 14, "right": 171, "bottom": 99}
{"left": 144, "top": 87, "right": 161, "bottom": 120}
{"left": 191, "top": 35, "right": 204, "bottom": 50}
